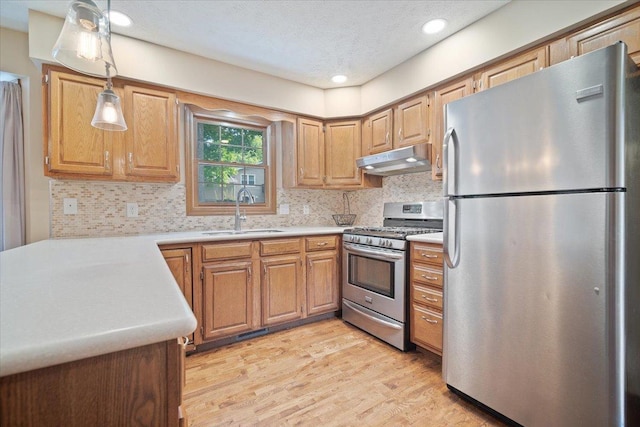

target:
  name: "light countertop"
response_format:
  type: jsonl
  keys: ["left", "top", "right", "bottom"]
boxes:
{"left": 407, "top": 232, "right": 444, "bottom": 244}
{"left": 0, "top": 226, "right": 344, "bottom": 377}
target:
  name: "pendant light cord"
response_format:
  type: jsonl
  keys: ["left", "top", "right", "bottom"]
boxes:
{"left": 105, "top": 0, "right": 113, "bottom": 89}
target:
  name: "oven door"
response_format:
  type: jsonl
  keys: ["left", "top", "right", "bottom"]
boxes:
{"left": 342, "top": 242, "right": 406, "bottom": 322}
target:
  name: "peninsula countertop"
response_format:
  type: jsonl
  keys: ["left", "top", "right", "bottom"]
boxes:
{"left": 0, "top": 226, "right": 344, "bottom": 377}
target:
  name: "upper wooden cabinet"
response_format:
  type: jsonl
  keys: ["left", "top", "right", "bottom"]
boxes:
{"left": 362, "top": 108, "right": 393, "bottom": 155}
{"left": 477, "top": 46, "right": 549, "bottom": 91}
{"left": 551, "top": 5, "right": 640, "bottom": 66}
{"left": 123, "top": 85, "right": 179, "bottom": 180}
{"left": 432, "top": 76, "right": 474, "bottom": 180}
{"left": 283, "top": 118, "right": 381, "bottom": 189}
{"left": 296, "top": 118, "right": 325, "bottom": 186}
{"left": 394, "top": 95, "right": 430, "bottom": 149}
{"left": 325, "top": 120, "right": 363, "bottom": 186}
{"left": 46, "top": 71, "right": 114, "bottom": 177}
{"left": 44, "top": 67, "right": 179, "bottom": 182}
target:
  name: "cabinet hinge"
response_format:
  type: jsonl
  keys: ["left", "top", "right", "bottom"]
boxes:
{"left": 426, "top": 94, "right": 430, "bottom": 106}
{"left": 176, "top": 164, "right": 180, "bottom": 173}
{"left": 200, "top": 326, "right": 204, "bottom": 336}
{"left": 185, "top": 254, "right": 189, "bottom": 264}
{"left": 200, "top": 270, "right": 204, "bottom": 280}
{"left": 45, "top": 156, "right": 50, "bottom": 165}
{"left": 43, "top": 75, "right": 49, "bottom": 84}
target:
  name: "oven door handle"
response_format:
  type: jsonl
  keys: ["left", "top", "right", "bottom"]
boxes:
{"left": 343, "top": 243, "right": 404, "bottom": 261}
{"left": 343, "top": 300, "right": 402, "bottom": 330}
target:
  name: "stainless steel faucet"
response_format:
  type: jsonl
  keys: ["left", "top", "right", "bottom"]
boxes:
{"left": 234, "top": 187, "right": 254, "bottom": 231}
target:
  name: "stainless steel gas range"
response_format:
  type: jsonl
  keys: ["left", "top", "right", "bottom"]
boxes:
{"left": 342, "top": 201, "right": 443, "bottom": 350}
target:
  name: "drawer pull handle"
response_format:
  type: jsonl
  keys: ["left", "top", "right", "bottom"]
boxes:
{"left": 421, "top": 274, "right": 438, "bottom": 281}
{"left": 422, "top": 296, "right": 438, "bottom": 302}
{"left": 317, "top": 242, "right": 328, "bottom": 246}
{"left": 421, "top": 316, "right": 438, "bottom": 324}
{"left": 421, "top": 254, "right": 437, "bottom": 258}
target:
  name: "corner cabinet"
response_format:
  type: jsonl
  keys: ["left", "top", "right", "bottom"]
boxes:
{"left": 283, "top": 119, "right": 381, "bottom": 189}
{"left": 362, "top": 108, "right": 393, "bottom": 155}
{"left": 43, "top": 67, "right": 179, "bottom": 182}
{"left": 161, "top": 247, "right": 195, "bottom": 351}
{"left": 305, "top": 236, "right": 340, "bottom": 316}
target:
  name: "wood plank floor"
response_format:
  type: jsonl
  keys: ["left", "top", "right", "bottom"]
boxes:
{"left": 183, "top": 318, "right": 505, "bottom": 426}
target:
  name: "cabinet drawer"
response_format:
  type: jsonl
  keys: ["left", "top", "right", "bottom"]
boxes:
{"left": 412, "top": 284, "right": 443, "bottom": 311}
{"left": 305, "top": 235, "right": 338, "bottom": 252}
{"left": 411, "top": 305, "right": 443, "bottom": 352}
{"left": 202, "top": 241, "right": 253, "bottom": 261}
{"left": 412, "top": 264, "right": 443, "bottom": 288}
{"left": 260, "top": 238, "right": 301, "bottom": 256}
{"left": 411, "top": 243, "right": 443, "bottom": 266}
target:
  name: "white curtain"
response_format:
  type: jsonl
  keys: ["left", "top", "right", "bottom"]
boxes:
{"left": 0, "top": 81, "right": 26, "bottom": 251}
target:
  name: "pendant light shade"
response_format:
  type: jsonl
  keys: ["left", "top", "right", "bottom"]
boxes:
{"left": 52, "top": 0, "right": 118, "bottom": 77}
{"left": 91, "top": 88, "right": 127, "bottom": 131}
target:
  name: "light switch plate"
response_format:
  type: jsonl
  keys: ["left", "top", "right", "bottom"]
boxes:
{"left": 63, "top": 198, "right": 77, "bottom": 215}
{"left": 303, "top": 205, "right": 310, "bottom": 215}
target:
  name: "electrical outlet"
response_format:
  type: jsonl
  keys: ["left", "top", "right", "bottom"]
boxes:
{"left": 303, "top": 205, "right": 310, "bottom": 215}
{"left": 279, "top": 204, "right": 290, "bottom": 215}
{"left": 63, "top": 198, "right": 77, "bottom": 215}
{"left": 126, "top": 202, "right": 139, "bottom": 218}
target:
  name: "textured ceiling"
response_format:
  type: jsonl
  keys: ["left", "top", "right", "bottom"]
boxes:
{"left": 0, "top": 0, "right": 510, "bottom": 88}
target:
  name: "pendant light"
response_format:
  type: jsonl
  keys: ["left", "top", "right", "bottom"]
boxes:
{"left": 91, "top": 0, "right": 127, "bottom": 131}
{"left": 52, "top": 0, "right": 118, "bottom": 78}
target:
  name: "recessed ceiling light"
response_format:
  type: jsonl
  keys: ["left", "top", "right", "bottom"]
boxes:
{"left": 422, "top": 18, "right": 446, "bottom": 34}
{"left": 108, "top": 10, "right": 132, "bottom": 27}
{"left": 331, "top": 75, "right": 347, "bottom": 84}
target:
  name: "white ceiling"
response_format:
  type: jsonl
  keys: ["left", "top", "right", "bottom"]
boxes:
{"left": 0, "top": 0, "right": 510, "bottom": 89}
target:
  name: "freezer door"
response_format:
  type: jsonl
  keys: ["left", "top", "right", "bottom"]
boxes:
{"left": 444, "top": 43, "right": 633, "bottom": 197}
{"left": 443, "top": 192, "right": 623, "bottom": 427}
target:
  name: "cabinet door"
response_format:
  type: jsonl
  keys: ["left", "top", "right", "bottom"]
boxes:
{"left": 394, "top": 95, "right": 429, "bottom": 148}
{"left": 478, "top": 46, "right": 548, "bottom": 91}
{"left": 261, "top": 255, "right": 303, "bottom": 326}
{"left": 162, "top": 248, "right": 196, "bottom": 350}
{"left": 47, "top": 71, "right": 113, "bottom": 176}
{"left": 296, "top": 118, "right": 325, "bottom": 186}
{"left": 124, "top": 85, "right": 179, "bottom": 181}
{"left": 306, "top": 251, "right": 339, "bottom": 316}
{"left": 565, "top": 6, "right": 640, "bottom": 66}
{"left": 324, "top": 120, "right": 362, "bottom": 186}
{"left": 363, "top": 109, "right": 393, "bottom": 155}
{"left": 202, "top": 261, "right": 254, "bottom": 340}
{"left": 432, "top": 77, "right": 474, "bottom": 180}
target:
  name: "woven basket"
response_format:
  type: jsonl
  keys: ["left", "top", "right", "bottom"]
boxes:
{"left": 332, "top": 193, "right": 356, "bottom": 226}
{"left": 332, "top": 213, "right": 356, "bottom": 226}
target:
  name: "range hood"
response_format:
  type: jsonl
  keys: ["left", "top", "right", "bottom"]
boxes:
{"left": 356, "top": 143, "right": 432, "bottom": 176}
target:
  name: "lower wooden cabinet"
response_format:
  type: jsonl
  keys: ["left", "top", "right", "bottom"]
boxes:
{"left": 183, "top": 235, "right": 341, "bottom": 347}
{"left": 306, "top": 251, "right": 340, "bottom": 316}
{"left": 202, "top": 260, "right": 255, "bottom": 340}
{"left": 261, "top": 255, "right": 304, "bottom": 325}
{"left": 410, "top": 241, "right": 444, "bottom": 356}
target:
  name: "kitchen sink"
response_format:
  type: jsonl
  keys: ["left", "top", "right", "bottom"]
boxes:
{"left": 202, "top": 229, "right": 283, "bottom": 236}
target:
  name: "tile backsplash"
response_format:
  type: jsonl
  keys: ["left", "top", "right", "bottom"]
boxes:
{"left": 49, "top": 172, "right": 443, "bottom": 238}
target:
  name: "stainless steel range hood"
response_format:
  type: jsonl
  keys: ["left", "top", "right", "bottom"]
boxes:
{"left": 356, "top": 143, "right": 432, "bottom": 176}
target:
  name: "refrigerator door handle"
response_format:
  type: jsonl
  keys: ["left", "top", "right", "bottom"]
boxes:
{"left": 443, "top": 198, "right": 461, "bottom": 268}
{"left": 442, "top": 127, "right": 458, "bottom": 197}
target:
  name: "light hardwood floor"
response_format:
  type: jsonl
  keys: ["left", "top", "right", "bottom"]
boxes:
{"left": 183, "top": 318, "right": 505, "bottom": 426}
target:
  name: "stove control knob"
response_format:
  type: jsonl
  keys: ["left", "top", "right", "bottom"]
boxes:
{"left": 367, "top": 238, "right": 373, "bottom": 245}
{"left": 385, "top": 240, "right": 391, "bottom": 247}
{"left": 355, "top": 237, "right": 360, "bottom": 243}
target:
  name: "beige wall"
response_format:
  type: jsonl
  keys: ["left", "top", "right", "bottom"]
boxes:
{"left": 0, "top": 27, "right": 49, "bottom": 243}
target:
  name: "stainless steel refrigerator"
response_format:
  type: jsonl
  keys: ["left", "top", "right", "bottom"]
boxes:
{"left": 442, "top": 42, "right": 639, "bottom": 427}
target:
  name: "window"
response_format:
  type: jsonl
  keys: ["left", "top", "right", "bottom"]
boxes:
{"left": 185, "top": 105, "right": 276, "bottom": 215}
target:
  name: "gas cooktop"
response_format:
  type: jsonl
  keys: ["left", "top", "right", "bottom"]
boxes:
{"left": 344, "top": 226, "right": 442, "bottom": 240}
